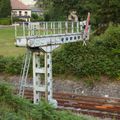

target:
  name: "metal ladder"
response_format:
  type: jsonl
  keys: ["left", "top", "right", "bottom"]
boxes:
{"left": 19, "top": 49, "right": 31, "bottom": 97}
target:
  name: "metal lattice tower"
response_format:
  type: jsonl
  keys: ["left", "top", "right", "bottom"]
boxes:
{"left": 15, "top": 13, "right": 90, "bottom": 106}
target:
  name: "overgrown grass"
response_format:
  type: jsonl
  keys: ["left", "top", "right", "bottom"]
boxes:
{"left": 0, "top": 27, "right": 25, "bottom": 56}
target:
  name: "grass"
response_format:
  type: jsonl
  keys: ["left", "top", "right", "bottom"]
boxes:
{"left": 0, "top": 27, "right": 25, "bottom": 56}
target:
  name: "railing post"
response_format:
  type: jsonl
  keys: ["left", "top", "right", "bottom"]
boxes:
{"left": 15, "top": 22, "right": 17, "bottom": 38}
{"left": 23, "top": 22, "right": 25, "bottom": 37}
{"left": 71, "top": 22, "right": 74, "bottom": 33}
{"left": 65, "top": 21, "right": 68, "bottom": 34}
{"left": 43, "top": 22, "right": 46, "bottom": 35}
{"left": 46, "top": 22, "right": 48, "bottom": 35}
{"left": 59, "top": 22, "right": 62, "bottom": 34}
{"left": 77, "top": 22, "right": 79, "bottom": 33}
{"left": 53, "top": 22, "right": 55, "bottom": 34}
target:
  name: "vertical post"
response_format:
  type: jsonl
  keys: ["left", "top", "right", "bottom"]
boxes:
{"left": 45, "top": 52, "right": 53, "bottom": 102}
{"left": 77, "top": 22, "right": 79, "bottom": 33}
{"left": 46, "top": 22, "right": 48, "bottom": 35}
{"left": 30, "top": 23, "right": 32, "bottom": 36}
{"left": 80, "top": 22, "right": 83, "bottom": 31}
{"left": 43, "top": 22, "right": 46, "bottom": 35}
{"left": 23, "top": 22, "right": 25, "bottom": 37}
{"left": 53, "top": 22, "right": 55, "bottom": 34}
{"left": 50, "top": 22, "right": 53, "bottom": 34}
{"left": 33, "top": 52, "right": 41, "bottom": 104}
{"left": 59, "top": 22, "right": 62, "bottom": 34}
{"left": 15, "top": 22, "right": 17, "bottom": 38}
{"left": 28, "top": 22, "right": 31, "bottom": 36}
{"left": 39, "top": 23, "right": 41, "bottom": 36}
{"left": 71, "top": 22, "right": 74, "bottom": 33}
{"left": 65, "top": 21, "right": 68, "bottom": 34}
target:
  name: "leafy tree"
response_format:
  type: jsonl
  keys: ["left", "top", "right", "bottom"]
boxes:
{"left": 0, "top": 0, "right": 11, "bottom": 18}
{"left": 37, "top": 0, "right": 120, "bottom": 27}
{"left": 53, "top": 24, "right": 120, "bottom": 79}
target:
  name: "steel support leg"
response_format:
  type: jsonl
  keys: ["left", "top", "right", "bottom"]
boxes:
{"left": 45, "top": 52, "right": 53, "bottom": 102}
{"left": 33, "top": 52, "right": 41, "bottom": 104}
{"left": 33, "top": 50, "right": 57, "bottom": 107}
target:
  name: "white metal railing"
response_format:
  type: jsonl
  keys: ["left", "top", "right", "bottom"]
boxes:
{"left": 15, "top": 21, "right": 87, "bottom": 38}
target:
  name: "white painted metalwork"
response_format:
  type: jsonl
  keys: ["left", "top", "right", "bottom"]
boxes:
{"left": 32, "top": 46, "right": 57, "bottom": 106}
{"left": 15, "top": 21, "right": 90, "bottom": 47}
{"left": 19, "top": 49, "right": 31, "bottom": 97}
{"left": 16, "top": 13, "right": 90, "bottom": 106}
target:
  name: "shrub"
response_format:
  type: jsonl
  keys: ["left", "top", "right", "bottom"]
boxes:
{"left": 31, "top": 13, "right": 44, "bottom": 22}
{"left": 0, "top": 56, "right": 23, "bottom": 75}
{"left": 53, "top": 25, "right": 120, "bottom": 79}
{"left": 0, "top": 25, "right": 119, "bottom": 80}
{"left": 12, "top": 17, "right": 26, "bottom": 23}
{"left": 0, "top": 18, "right": 11, "bottom": 25}
{"left": 31, "top": 13, "right": 39, "bottom": 20}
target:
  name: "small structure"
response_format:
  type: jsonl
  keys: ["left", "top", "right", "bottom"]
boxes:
{"left": 68, "top": 10, "right": 78, "bottom": 22}
{"left": 19, "top": 0, "right": 43, "bottom": 16}
{"left": 11, "top": 0, "right": 31, "bottom": 22}
{"left": 31, "top": 7, "right": 44, "bottom": 16}
{"left": 19, "top": 0, "right": 37, "bottom": 6}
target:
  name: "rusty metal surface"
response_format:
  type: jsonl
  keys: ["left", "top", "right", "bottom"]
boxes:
{"left": 15, "top": 89, "right": 120, "bottom": 119}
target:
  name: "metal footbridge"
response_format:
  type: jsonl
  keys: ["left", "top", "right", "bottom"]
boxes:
{"left": 15, "top": 13, "right": 90, "bottom": 106}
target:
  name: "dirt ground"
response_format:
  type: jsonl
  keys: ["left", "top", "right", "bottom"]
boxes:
{"left": 0, "top": 74, "right": 120, "bottom": 99}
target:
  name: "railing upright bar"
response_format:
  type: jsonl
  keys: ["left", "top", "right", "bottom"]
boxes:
{"left": 29, "top": 23, "right": 31, "bottom": 36}
{"left": 60, "top": 22, "right": 62, "bottom": 34}
{"left": 46, "top": 22, "right": 48, "bottom": 35}
{"left": 43, "top": 22, "right": 46, "bottom": 35}
{"left": 53, "top": 22, "right": 55, "bottom": 34}
{"left": 77, "top": 22, "right": 79, "bottom": 33}
{"left": 15, "top": 23, "right": 17, "bottom": 38}
{"left": 50, "top": 22, "right": 53, "bottom": 35}
{"left": 65, "top": 21, "right": 68, "bottom": 34}
{"left": 71, "top": 22, "right": 74, "bottom": 33}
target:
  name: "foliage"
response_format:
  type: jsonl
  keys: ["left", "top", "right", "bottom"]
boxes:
{"left": 39, "top": 0, "right": 120, "bottom": 29}
{"left": 0, "top": 18, "right": 11, "bottom": 25}
{"left": 53, "top": 25, "right": 120, "bottom": 79}
{"left": 31, "top": 13, "right": 44, "bottom": 22}
{"left": 0, "top": 0, "right": 11, "bottom": 18}
{"left": 0, "top": 25, "right": 119, "bottom": 80}
{"left": 12, "top": 17, "right": 26, "bottom": 23}
{"left": 0, "top": 56, "right": 23, "bottom": 75}
{"left": 32, "top": 13, "right": 39, "bottom": 20}
{"left": 0, "top": 82, "right": 96, "bottom": 120}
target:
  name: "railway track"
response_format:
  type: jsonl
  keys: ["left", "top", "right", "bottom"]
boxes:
{"left": 16, "top": 89, "right": 120, "bottom": 119}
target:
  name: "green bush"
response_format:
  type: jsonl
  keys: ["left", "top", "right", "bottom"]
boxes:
{"left": 0, "top": 56, "right": 23, "bottom": 75}
{"left": 0, "top": 18, "right": 11, "bottom": 25}
{"left": 12, "top": 17, "right": 26, "bottom": 23}
{"left": 4, "top": 56, "right": 23, "bottom": 74}
{"left": 0, "top": 25, "right": 119, "bottom": 80}
{"left": 31, "top": 13, "right": 39, "bottom": 20}
{"left": 0, "top": 56, "right": 7, "bottom": 72}
{"left": 53, "top": 25, "right": 120, "bottom": 79}
{"left": 0, "top": 55, "right": 33, "bottom": 75}
{"left": 31, "top": 13, "right": 44, "bottom": 22}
